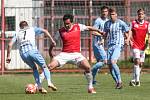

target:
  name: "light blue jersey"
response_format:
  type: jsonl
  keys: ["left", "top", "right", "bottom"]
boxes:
{"left": 104, "top": 19, "right": 129, "bottom": 48}
{"left": 103, "top": 19, "right": 130, "bottom": 85}
{"left": 12, "top": 26, "right": 52, "bottom": 88}
{"left": 92, "top": 17, "right": 108, "bottom": 84}
{"left": 12, "top": 27, "right": 43, "bottom": 54}
{"left": 12, "top": 26, "right": 46, "bottom": 67}
{"left": 93, "top": 17, "right": 108, "bottom": 61}
{"left": 93, "top": 17, "right": 108, "bottom": 46}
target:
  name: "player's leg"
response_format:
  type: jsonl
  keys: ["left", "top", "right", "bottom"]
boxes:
{"left": 110, "top": 46, "right": 122, "bottom": 89}
{"left": 136, "top": 51, "right": 145, "bottom": 86}
{"left": 107, "top": 47, "right": 118, "bottom": 86}
{"left": 111, "top": 61, "right": 122, "bottom": 89}
{"left": 20, "top": 53, "right": 46, "bottom": 93}
{"left": 130, "top": 49, "right": 141, "bottom": 86}
{"left": 92, "top": 61, "right": 104, "bottom": 84}
{"left": 108, "top": 64, "right": 117, "bottom": 83}
{"left": 30, "top": 50, "right": 57, "bottom": 91}
{"left": 78, "top": 58, "right": 96, "bottom": 93}
{"left": 92, "top": 45, "right": 106, "bottom": 84}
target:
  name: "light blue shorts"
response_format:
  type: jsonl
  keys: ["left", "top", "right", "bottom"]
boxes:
{"left": 93, "top": 43, "right": 107, "bottom": 61}
{"left": 107, "top": 45, "right": 122, "bottom": 64}
{"left": 20, "top": 49, "right": 46, "bottom": 69}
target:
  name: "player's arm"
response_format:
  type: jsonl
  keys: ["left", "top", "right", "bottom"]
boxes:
{"left": 91, "top": 19, "right": 103, "bottom": 36}
{"left": 83, "top": 25, "right": 105, "bottom": 35}
{"left": 49, "top": 42, "right": 56, "bottom": 58}
{"left": 122, "top": 21, "right": 132, "bottom": 46}
{"left": 6, "top": 37, "right": 16, "bottom": 63}
{"left": 41, "top": 28, "right": 56, "bottom": 47}
{"left": 49, "top": 31, "right": 60, "bottom": 58}
{"left": 42, "top": 29, "right": 56, "bottom": 58}
{"left": 125, "top": 30, "right": 132, "bottom": 46}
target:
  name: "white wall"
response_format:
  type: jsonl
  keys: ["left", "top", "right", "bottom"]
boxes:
{"left": 1, "top": 0, "right": 33, "bottom": 69}
{"left": 5, "top": 0, "right": 33, "bottom": 31}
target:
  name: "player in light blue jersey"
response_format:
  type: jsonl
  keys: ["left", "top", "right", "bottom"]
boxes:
{"left": 103, "top": 8, "right": 131, "bottom": 89}
{"left": 6, "top": 21, "right": 57, "bottom": 93}
{"left": 92, "top": 6, "right": 109, "bottom": 85}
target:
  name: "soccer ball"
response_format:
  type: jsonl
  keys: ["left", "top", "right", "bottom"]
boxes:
{"left": 25, "top": 84, "right": 37, "bottom": 94}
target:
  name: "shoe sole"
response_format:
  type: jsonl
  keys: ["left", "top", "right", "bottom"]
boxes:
{"left": 39, "top": 88, "right": 47, "bottom": 94}
{"left": 129, "top": 82, "right": 136, "bottom": 87}
{"left": 48, "top": 86, "right": 57, "bottom": 91}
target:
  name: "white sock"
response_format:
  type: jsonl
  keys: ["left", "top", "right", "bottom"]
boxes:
{"left": 135, "top": 65, "right": 140, "bottom": 82}
{"left": 132, "top": 65, "right": 136, "bottom": 81}
{"left": 40, "top": 72, "right": 53, "bottom": 86}
{"left": 84, "top": 72, "right": 93, "bottom": 89}
{"left": 39, "top": 72, "right": 45, "bottom": 83}
{"left": 34, "top": 72, "right": 45, "bottom": 88}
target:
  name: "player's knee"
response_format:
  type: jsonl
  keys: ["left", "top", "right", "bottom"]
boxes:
{"left": 42, "top": 64, "right": 48, "bottom": 68}
{"left": 84, "top": 65, "right": 91, "bottom": 73}
{"left": 110, "top": 60, "right": 117, "bottom": 64}
{"left": 134, "top": 58, "right": 140, "bottom": 65}
{"left": 48, "top": 62, "right": 58, "bottom": 70}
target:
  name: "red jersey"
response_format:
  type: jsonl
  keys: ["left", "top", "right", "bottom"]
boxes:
{"left": 59, "top": 24, "right": 81, "bottom": 53}
{"left": 131, "top": 20, "right": 149, "bottom": 50}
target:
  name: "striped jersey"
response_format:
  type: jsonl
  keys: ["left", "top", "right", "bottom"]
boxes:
{"left": 93, "top": 17, "right": 109, "bottom": 44}
{"left": 12, "top": 27, "right": 44, "bottom": 53}
{"left": 104, "top": 19, "right": 130, "bottom": 47}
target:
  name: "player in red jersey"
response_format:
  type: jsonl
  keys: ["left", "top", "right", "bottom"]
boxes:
{"left": 129, "top": 8, "right": 150, "bottom": 86}
{"left": 47, "top": 14, "right": 103, "bottom": 93}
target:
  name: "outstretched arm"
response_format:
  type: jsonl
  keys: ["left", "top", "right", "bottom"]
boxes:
{"left": 48, "top": 31, "right": 60, "bottom": 58}
{"left": 86, "top": 26, "right": 105, "bottom": 35}
{"left": 49, "top": 43, "right": 56, "bottom": 58}
{"left": 42, "top": 29, "right": 56, "bottom": 46}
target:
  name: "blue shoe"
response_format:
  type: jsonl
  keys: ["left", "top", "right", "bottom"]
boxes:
{"left": 92, "top": 80, "right": 97, "bottom": 85}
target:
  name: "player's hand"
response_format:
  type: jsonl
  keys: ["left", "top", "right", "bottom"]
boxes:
{"left": 51, "top": 40, "right": 56, "bottom": 47}
{"left": 6, "top": 57, "right": 11, "bottom": 63}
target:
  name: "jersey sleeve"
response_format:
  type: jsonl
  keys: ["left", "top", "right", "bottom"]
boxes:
{"left": 121, "top": 21, "right": 130, "bottom": 33}
{"left": 78, "top": 24, "right": 89, "bottom": 31}
{"left": 34, "top": 27, "right": 44, "bottom": 35}
{"left": 93, "top": 18, "right": 100, "bottom": 29}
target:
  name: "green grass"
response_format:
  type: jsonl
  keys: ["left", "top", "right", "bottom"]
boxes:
{"left": 0, "top": 73, "right": 150, "bottom": 100}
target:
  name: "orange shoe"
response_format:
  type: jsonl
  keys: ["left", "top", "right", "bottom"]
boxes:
{"left": 88, "top": 88, "right": 96, "bottom": 94}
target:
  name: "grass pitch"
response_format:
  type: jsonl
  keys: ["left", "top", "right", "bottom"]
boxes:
{"left": 0, "top": 73, "right": 150, "bottom": 100}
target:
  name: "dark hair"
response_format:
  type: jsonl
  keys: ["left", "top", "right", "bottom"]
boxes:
{"left": 109, "top": 7, "right": 117, "bottom": 13}
{"left": 101, "top": 6, "right": 109, "bottom": 11}
{"left": 137, "top": 8, "right": 145, "bottom": 14}
{"left": 19, "top": 21, "right": 28, "bottom": 29}
{"left": 63, "top": 14, "right": 74, "bottom": 23}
